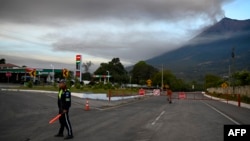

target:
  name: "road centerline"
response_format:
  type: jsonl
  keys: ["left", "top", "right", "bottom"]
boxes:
{"left": 152, "top": 110, "right": 165, "bottom": 125}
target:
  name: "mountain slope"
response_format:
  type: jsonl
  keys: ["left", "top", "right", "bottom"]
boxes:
{"left": 146, "top": 18, "right": 250, "bottom": 81}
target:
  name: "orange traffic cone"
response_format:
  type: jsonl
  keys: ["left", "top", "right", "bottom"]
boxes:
{"left": 85, "top": 99, "right": 90, "bottom": 111}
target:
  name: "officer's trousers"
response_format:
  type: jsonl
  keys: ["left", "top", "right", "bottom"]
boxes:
{"left": 58, "top": 112, "right": 73, "bottom": 136}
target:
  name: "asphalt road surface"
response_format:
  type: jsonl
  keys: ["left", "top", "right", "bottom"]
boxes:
{"left": 1, "top": 90, "right": 250, "bottom": 141}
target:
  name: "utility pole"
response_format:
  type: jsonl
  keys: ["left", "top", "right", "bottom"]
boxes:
{"left": 51, "top": 64, "right": 54, "bottom": 85}
{"left": 106, "top": 70, "right": 109, "bottom": 83}
{"left": 228, "top": 65, "right": 231, "bottom": 87}
{"left": 231, "top": 47, "right": 235, "bottom": 95}
{"left": 161, "top": 64, "right": 164, "bottom": 91}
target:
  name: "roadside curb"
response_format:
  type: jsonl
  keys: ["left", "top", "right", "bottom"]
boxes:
{"left": 0, "top": 88, "right": 148, "bottom": 109}
{"left": 0, "top": 88, "right": 57, "bottom": 94}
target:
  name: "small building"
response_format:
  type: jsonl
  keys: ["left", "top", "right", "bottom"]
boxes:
{"left": 0, "top": 63, "right": 64, "bottom": 84}
{"left": 0, "top": 63, "right": 20, "bottom": 69}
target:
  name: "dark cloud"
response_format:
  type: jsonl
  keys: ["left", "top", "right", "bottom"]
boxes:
{"left": 0, "top": 54, "right": 75, "bottom": 70}
{"left": 0, "top": 0, "right": 228, "bottom": 25}
{"left": 51, "top": 28, "right": 181, "bottom": 64}
{"left": 0, "top": 0, "right": 233, "bottom": 69}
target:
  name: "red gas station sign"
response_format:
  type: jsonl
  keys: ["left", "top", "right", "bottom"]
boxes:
{"left": 6, "top": 72, "right": 12, "bottom": 77}
{"left": 76, "top": 55, "right": 81, "bottom": 62}
{"left": 75, "top": 71, "right": 80, "bottom": 77}
{"left": 25, "top": 68, "right": 34, "bottom": 72}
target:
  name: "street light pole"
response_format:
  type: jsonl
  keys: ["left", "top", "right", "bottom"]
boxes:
{"left": 161, "top": 64, "right": 163, "bottom": 91}
{"left": 51, "top": 64, "right": 54, "bottom": 84}
{"left": 106, "top": 71, "right": 109, "bottom": 83}
{"left": 130, "top": 75, "right": 132, "bottom": 89}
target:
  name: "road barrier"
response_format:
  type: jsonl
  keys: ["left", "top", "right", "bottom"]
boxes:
{"left": 158, "top": 91, "right": 242, "bottom": 107}
{"left": 153, "top": 89, "right": 161, "bottom": 96}
{"left": 178, "top": 92, "right": 186, "bottom": 99}
{"left": 139, "top": 88, "right": 145, "bottom": 95}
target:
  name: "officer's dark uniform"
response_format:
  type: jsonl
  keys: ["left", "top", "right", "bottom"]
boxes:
{"left": 55, "top": 87, "right": 73, "bottom": 139}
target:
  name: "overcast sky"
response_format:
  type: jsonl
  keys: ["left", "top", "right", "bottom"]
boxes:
{"left": 0, "top": 0, "right": 250, "bottom": 72}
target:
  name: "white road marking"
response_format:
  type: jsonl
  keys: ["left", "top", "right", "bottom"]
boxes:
{"left": 152, "top": 111, "right": 165, "bottom": 125}
{"left": 202, "top": 102, "right": 240, "bottom": 125}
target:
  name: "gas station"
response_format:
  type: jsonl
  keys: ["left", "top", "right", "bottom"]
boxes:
{"left": 92, "top": 74, "right": 112, "bottom": 83}
{"left": 0, "top": 54, "right": 85, "bottom": 84}
{"left": 0, "top": 67, "right": 64, "bottom": 84}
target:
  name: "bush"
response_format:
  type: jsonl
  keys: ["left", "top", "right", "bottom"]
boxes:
{"left": 27, "top": 81, "right": 33, "bottom": 88}
{"left": 241, "top": 95, "right": 250, "bottom": 104}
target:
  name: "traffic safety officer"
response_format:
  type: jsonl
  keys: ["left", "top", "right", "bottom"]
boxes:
{"left": 54, "top": 80, "right": 73, "bottom": 139}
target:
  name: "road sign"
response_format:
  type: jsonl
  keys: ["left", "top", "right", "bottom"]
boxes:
{"left": 76, "top": 55, "right": 81, "bottom": 70}
{"left": 153, "top": 89, "right": 160, "bottom": 96}
{"left": 146, "top": 79, "right": 152, "bottom": 87}
{"left": 178, "top": 92, "right": 186, "bottom": 99}
{"left": 76, "top": 54, "right": 81, "bottom": 63}
{"left": 6, "top": 72, "right": 12, "bottom": 77}
{"left": 63, "top": 68, "right": 69, "bottom": 78}
{"left": 29, "top": 69, "right": 36, "bottom": 77}
{"left": 221, "top": 82, "right": 228, "bottom": 88}
{"left": 75, "top": 71, "right": 80, "bottom": 77}
{"left": 139, "top": 88, "right": 145, "bottom": 95}
{"left": 25, "top": 68, "right": 34, "bottom": 72}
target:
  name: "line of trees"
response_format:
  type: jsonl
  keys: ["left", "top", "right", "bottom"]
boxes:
{"left": 205, "top": 70, "right": 250, "bottom": 88}
{"left": 88, "top": 58, "right": 202, "bottom": 91}
{"left": 90, "top": 57, "right": 250, "bottom": 91}
{"left": 3, "top": 57, "right": 249, "bottom": 91}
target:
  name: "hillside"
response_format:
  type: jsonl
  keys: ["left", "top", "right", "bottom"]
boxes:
{"left": 146, "top": 17, "right": 250, "bottom": 81}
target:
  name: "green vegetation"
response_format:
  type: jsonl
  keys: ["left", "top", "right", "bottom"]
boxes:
{"left": 16, "top": 84, "right": 138, "bottom": 94}
{"left": 7, "top": 57, "right": 249, "bottom": 107}
{"left": 17, "top": 73, "right": 140, "bottom": 94}
{"left": 3, "top": 57, "right": 249, "bottom": 97}
{"left": 204, "top": 70, "right": 250, "bottom": 88}
{"left": 17, "top": 58, "right": 250, "bottom": 93}
{"left": 94, "top": 58, "right": 128, "bottom": 84}
{"left": 205, "top": 70, "right": 250, "bottom": 103}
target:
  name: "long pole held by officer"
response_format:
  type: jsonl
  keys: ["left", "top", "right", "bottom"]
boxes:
{"left": 54, "top": 79, "right": 73, "bottom": 139}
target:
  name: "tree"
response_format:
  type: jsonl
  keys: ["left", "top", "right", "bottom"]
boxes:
{"left": 82, "top": 61, "right": 93, "bottom": 73}
{"left": 130, "top": 61, "right": 158, "bottom": 85}
{"left": 204, "top": 74, "right": 223, "bottom": 88}
{"left": 94, "top": 58, "right": 127, "bottom": 84}
{"left": 151, "top": 70, "right": 185, "bottom": 91}
{"left": 233, "top": 70, "right": 250, "bottom": 86}
{"left": 0, "top": 58, "right": 6, "bottom": 64}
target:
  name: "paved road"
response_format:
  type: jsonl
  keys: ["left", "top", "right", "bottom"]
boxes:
{"left": 0, "top": 90, "right": 250, "bottom": 141}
